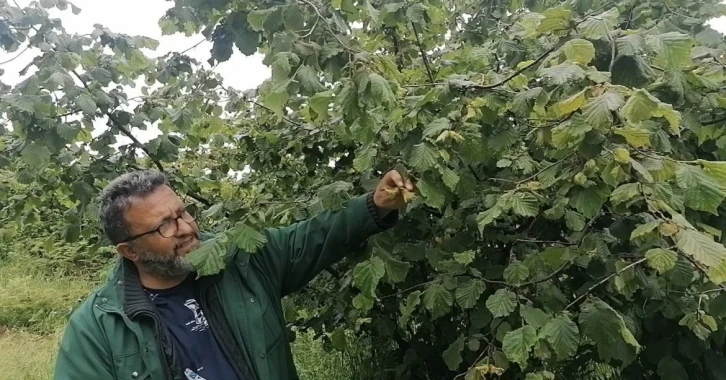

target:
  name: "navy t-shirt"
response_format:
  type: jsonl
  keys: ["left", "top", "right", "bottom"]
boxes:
{"left": 144, "top": 276, "right": 241, "bottom": 380}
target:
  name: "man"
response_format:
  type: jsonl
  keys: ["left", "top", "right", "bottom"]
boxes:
{"left": 53, "top": 169, "right": 414, "bottom": 380}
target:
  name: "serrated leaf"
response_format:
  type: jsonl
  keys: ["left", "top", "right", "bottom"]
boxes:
{"left": 562, "top": 39, "right": 595, "bottom": 64}
{"left": 399, "top": 290, "right": 421, "bottom": 326}
{"left": 675, "top": 164, "right": 725, "bottom": 214}
{"left": 520, "top": 305, "right": 551, "bottom": 330}
{"left": 63, "top": 223, "right": 81, "bottom": 243}
{"left": 630, "top": 220, "right": 660, "bottom": 240}
{"left": 610, "top": 183, "right": 640, "bottom": 205}
{"left": 511, "top": 193, "right": 539, "bottom": 217}
{"left": 369, "top": 73, "right": 396, "bottom": 108}
{"left": 645, "top": 248, "right": 677, "bottom": 274}
{"left": 440, "top": 167, "right": 460, "bottom": 190}
{"left": 502, "top": 325, "right": 537, "bottom": 366}
{"left": 417, "top": 176, "right": 447, "bottom": 208}
{"left": 296, "top": 66, "right": 326, "bottom": 93}
{"left": 309, "top": 90, "right": 333, "bottom": 119}
{"left": 423, "top": 284, "right": 453, "bottom": 319}
{"left": 486, "top": 289, "right": 517, "bottom": 318}
{"left": 578, "top": 8, "right": 618, "bottom": 40}
{"left": 185, "top": 235, "right": 229, "bottom": 277}
{"left": 569, "top": 183, "right": 609, "bottom": 218}
{"left": 248, "top": 8, "right": 274, "bottom": 32}
{"left": 676, "top": 229, "right": 726, "bottom": 268}
{"left": 537, "top": 7, "right": 571, "bottom": 33}
{"left": 541, "top": 315, "right": 579, "bottom": 360}
{"left": 383, "top": 256, "right": 410, "bottom": 284}
{"left": 352, "top": 293, "right": 374, "bottom": 311}
{"left": 581, "top": 91, "right": 624, "bottom": 127}
{"left": 410, "top": 143, "right": 439, "bottom": 171}
{"left": 565, "top": 210, "right": 586, "bottom": 231}
{"left": 56, "top": 123, "right": 80, "bottom": 142}
{"left": 504, "top": 263, "right": 530, "bottom": 284}
{"left": 455, "top": 278, "right": 486, "bottom": 309}
{"left": 615, "top": 126, "right": 651, "bottom": 148}
{"left": 621, "top": 89, "right": 659, "bottom": 124}
{"left": 552, "top": 89, "right": 587, "bottom": 117}
{"left": 442, "top": 335, "right": 465, "bottom": 371}
{"left": 579, "top": 299, "right": 640, "bottom": 362}
{"left": 539, "top": 63, "right": 585, "bottom": 85}
{"left": 646, "top": 32, "right": 693, "bottom": 69}
{"left": 477, "top": 206, "right": 502, "bottom": 231}
{"left": 354, "top": 257, "right": 386, "bottom": 297}
{"left": 235, "top": 224, "right": 267, "bottom": 252}
{"left": 453, "top": 250, "right": 475, "bottom": 265}
{"left": 21, "top": 143, "right": 51, "bottom": 169}
{"left": 424, "top": 118, "right": 450, "bottom": 138}
{"left": 76, "top": 93, "right": 97, "bottom": 114}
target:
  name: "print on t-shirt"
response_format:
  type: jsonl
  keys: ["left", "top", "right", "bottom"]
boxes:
{"left": 183, "top": 299, "right": 209, "bottom": 332}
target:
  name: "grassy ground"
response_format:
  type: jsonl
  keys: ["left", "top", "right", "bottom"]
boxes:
{"left": 0, "top": 262, "right": 354, "bottom": 380}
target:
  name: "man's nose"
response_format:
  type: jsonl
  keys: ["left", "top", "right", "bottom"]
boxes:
{"left": 176, "top": 217, "right": 195, "bottom": 236}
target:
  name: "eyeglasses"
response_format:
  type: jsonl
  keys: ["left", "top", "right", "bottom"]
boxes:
{"left": 121, "top": 205, "right": 198, "bottom": 243}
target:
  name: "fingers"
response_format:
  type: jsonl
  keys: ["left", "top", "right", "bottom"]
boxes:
{"left": 387, "top": 170, "right": 405, "bottom": 188}
{"left": 405, "top": 178, "right": 414, "bottom": 192}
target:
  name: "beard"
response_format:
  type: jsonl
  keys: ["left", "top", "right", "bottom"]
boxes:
{"left": 134, "top": 247, "right": 195, "bottom": 278}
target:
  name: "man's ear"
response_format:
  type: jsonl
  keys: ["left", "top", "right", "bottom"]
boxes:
{"left": 116, "top": 243, "right": 138, "bottom": 262}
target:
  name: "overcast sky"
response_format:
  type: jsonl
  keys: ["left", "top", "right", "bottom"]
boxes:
{"left": 2, "top": 0, "right": 726, "bottom": 144}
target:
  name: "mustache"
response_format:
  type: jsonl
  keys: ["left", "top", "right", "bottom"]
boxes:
{"left": 175, "top": 233, "right": 200, "bottom": 249}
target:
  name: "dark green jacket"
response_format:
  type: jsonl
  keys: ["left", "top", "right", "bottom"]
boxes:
{"left": 54, "top": 193, "right": 396, "bottom": 380}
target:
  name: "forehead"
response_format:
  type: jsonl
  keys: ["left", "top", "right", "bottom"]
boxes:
{"left": 123, "top": 185, "right": 183, "bottom": 229}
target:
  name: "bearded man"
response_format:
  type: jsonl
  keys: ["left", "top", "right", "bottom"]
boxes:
{"left": 54, "top": 169, "right": 414, "bottom": 380}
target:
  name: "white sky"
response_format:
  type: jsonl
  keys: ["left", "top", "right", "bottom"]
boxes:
{"left": 1, "top": 1, "right": 726, "bottom": 145}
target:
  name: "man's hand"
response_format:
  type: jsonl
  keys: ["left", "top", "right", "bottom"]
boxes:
{"left": 374, "top": 170, "right": 416, "bottom": 211}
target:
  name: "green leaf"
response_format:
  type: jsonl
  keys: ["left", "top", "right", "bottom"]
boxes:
{"left": 423, "top": 284, "right": 453, "bottom": 319}
{"left": 368, "top": 73, "right": 396, "bottom": 108}
{"left": 676, "top": 229, "right": 726, "bottom": 268}
{"left": 578, "top": 8, "right": 618, "bottom": 40}
{"left": 235, "top": 224, "right": 267, "bottom": 252}
{"left": 502, "top": 325, "right": 537, "bottom": 366}
{"left": 539, "top": 63, "right": 585, "bottom": 85}
{"left": 309, "top": 90, "right": 333, "bottom": 119}
{"left": 453, "top": 251, "right": 475, "bottom": 265}
{"left": 353, "top": 257, "right": 386, "bottom": 297}
{"left": 399, "top": 290, "right": 421, "bottom": 326}
{"left": 248, "top": 8, "right": 274, "bottom": 32}
{"left": 675, "top": 164, "right": 725, "bottom": 214}
{"left": 630, "top": 220, "right": 660, "bottom": 240}
{"left": 621, "top": 89, "right": 659, "bottom": 124}
{"left": 202, "top": 203, "right": 225, "bottom": 219}
{"left": 424, "top": 118, "right": 450, "bottom": 138}
{"left": 455, "top": 278, "right": 485, "bottom": 309}
{"left": 486, "top": 289, "right": 517, "bottom": 318}
{"left": 569, "top": 183, "right": 609, "bottom": 218}
{"left": 75, "top": 93, "right": 97, "bottom": 114}
{"left": 441, "top": 167, "right": 460, "bottom": 191}
{"left": 511, "top": 193, "right": 539, "bottom": 217}
{"left": 581, "top": 91, "right": 624, "bottom": 127}
{"left": 185, "top": 235, "right": 229, "bottom": 277}
{"left": 21, "top": 143, "right": 51, "bottom": 169}
{"left": 541, "top": 315, "right": 580, "bottom": 360}
{"left": 579, "top": 299, "right": 640, "bottom": 362}
{"left": 417, "top": 176, "right": 447, "bottom": 208}
{"left": 504, "top": 263, "right": 530, "bottom": 284}
{"left": 6, "top": 94, "right": 39, "bottom": 114}
{"left": 170, "top": 108, "right": 194, "bottom": 131}
{"left": 645, "top": 248, "right": 678, "bottom": 274}
{"left": 615, "top": 126, "right": 651, "bottom": 148}
{"left": 610, "top": 183, "right": 641, "bottom": 205}
{"left": 410, "top": 143, "right": 439, "bottom": 171}
{"left": 383, "top": 256, "right": 410, "bottom": 284}
{"left": 562, "top": 39, "right": 595, "bottom": 64}
{"left": 477, "top": 206, "right": 502, "bottom": 231}
{"left": 657, "top": 357, "right": 688, "bottom": 380}
{"left": 565, "top": 210, "right": 586, "bottom": 231}
{"left": 56, "top": 123, "right": 80, "bottom": 142}
{"left": 552, "top": 89, "right": 587, "bottom": 117}
{"left": 537, "top": 7, "right": 571, "bottom": 33}
{"left": 296, "top": 66, "right": 326, "bottom": 93}
{"left": 646, "top": 32, "right": 693, "bottom": 68}
{"left": 442, "top": 335, "right": 465, "bottom": 371}
{"left": 352, "top": 293, "right": 374, "bottom": 311}
{"left": 520, "top": 305, "right": 551, "bottom": 330}
{"left": 63, "top": 223, "right": 81, "bottom": 243}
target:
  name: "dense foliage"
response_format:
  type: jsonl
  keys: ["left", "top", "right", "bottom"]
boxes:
{"left": 4, "top": 0, "right": 726, "bottom": 378}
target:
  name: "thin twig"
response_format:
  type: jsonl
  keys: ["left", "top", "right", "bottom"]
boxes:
{"left": 297, "top": 0, "right": 356, "bottom": 52}
{"left": 179, "top": 38, "right": 206, "bottom": 55}
{"left": 252, "top": 101, "right": 303, "bottom": 126}
{"left": 0, "top": 45, "right": 31, "bottom": 65}
{"left": 380, "top": 279, "right": 439, "bottom": 300}
{"left": 411, "top": 22, "right": 435, "bottom": 83}
{"left": 516, "top": 152, "right": 575, "bottom": 185}
{"left": 466, "top": 47, "right": 557, "bottom": 91}
{"left": 564, "top": 258, "right": 647, "bottom": 310}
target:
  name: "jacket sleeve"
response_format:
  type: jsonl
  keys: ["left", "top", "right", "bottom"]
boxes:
{"left": 54, "top": 302, "right": 115, "bottom": 380}
{"left": 258, "top": 192, "right": 397, "bottom": 297}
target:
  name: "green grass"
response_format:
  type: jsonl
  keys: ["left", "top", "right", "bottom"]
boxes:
{"left": 0, "top": 262, "right": 357, "bottom": 380}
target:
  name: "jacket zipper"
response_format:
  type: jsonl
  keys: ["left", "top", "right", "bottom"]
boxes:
{"left": 198, "top": 281, "right": 255, "bottom": 380}
{"left": 135, "top": 310, "right": 177, "bottom": 380}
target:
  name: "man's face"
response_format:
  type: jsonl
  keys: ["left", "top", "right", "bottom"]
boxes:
{"left": 119, "top": 185, "right": 201, "bottom": 277}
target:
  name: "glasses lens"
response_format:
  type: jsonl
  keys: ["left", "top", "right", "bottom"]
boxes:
{"left": 181, "top": 209, "right": 196, "bottom": 223}
{"left": 158, "top": 219, "right": 177, "bottom": 238}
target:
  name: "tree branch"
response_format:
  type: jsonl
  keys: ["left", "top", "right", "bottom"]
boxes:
{"left": 564, "top": 257, "right": 647, "bottom": 310}
{"left": 0, "top": 45, "right": 31, "bottom": 65}
{"left": 411, "top": 22, "right": 435, "bottom": 83}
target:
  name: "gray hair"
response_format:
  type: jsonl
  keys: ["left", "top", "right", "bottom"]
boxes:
{"left": 98, "top": 170, "right": 170, "bottom": 245}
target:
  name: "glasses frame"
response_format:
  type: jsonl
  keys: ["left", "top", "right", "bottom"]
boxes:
{"left": 120, "top": 204, "right": 198, "bottom": 244}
